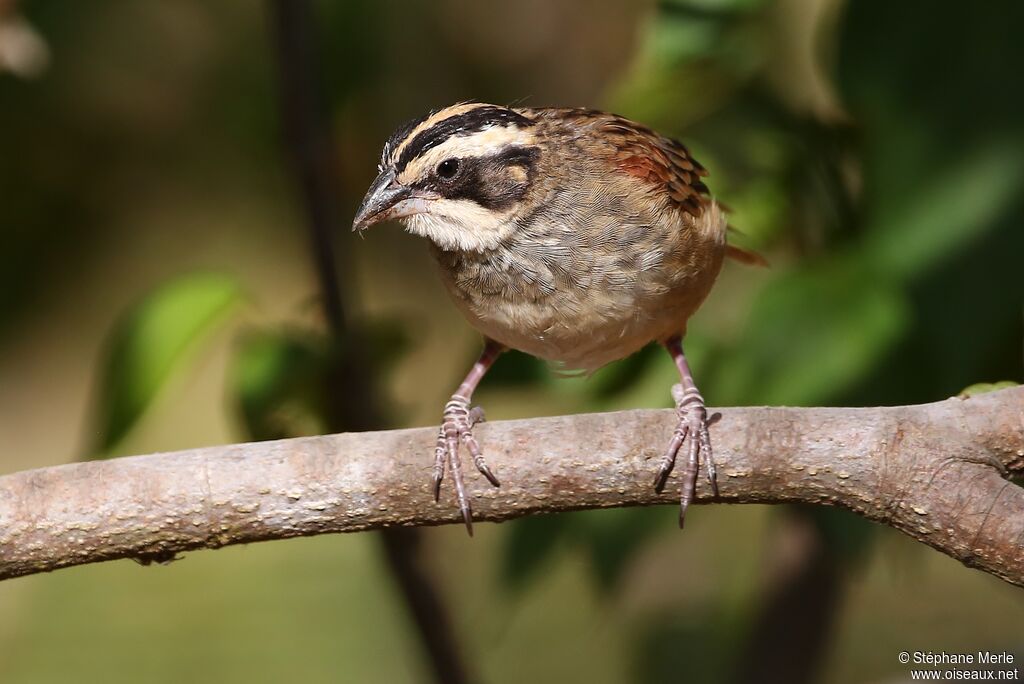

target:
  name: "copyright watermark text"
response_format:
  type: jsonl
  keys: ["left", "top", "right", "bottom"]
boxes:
{"left": 898, "top": 651, "right": 1018, "bottom": 680}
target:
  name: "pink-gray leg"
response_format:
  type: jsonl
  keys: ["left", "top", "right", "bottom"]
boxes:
{"left": 432, "top": 340, "right": 504, "bottom": 535}
{"left": 654, "top": 336, "right": 718, "bottom": 528}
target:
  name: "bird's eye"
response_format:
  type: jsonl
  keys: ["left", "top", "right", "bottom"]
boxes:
{"left": 437, "top": 158, "right": 460, "bottom": 179}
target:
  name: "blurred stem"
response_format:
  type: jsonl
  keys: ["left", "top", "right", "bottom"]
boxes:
{"left": 267, "top": 0, "right": 375, "bottom": 432}
{"left": 268, "top": 3, "right": 472, "bottom": 684}
{"left": 731, "top": 509, "right": 842, "bottom": 684}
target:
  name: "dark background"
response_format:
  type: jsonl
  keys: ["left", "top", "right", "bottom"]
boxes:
{"left": 1, "top": 0, "right": 1022, "bottom": 682}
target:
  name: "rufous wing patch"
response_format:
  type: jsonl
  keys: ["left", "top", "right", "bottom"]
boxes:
{"left": 601, "top": 116, "right": 710, "bottom": 219}
{"left": 617, "top": 154, "right": 664, "bottom": 184}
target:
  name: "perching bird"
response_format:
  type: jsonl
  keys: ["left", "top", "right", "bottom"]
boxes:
{"left": 353, "top": 102, "right": 763, "bottom": 533}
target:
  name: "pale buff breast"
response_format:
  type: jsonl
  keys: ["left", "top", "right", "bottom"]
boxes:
{"left": 433, "top": 201, "right": 727, "bottom": 372}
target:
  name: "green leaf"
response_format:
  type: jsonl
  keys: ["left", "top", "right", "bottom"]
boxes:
{"left": 957, "top": 380, "right": 1020, "bottom": 399}
{"left": 229, "top": 319, "right": 410, "bottom": 441}
{"left": 712, "top": 260, "right": 909, "bottom": 406}
{"left": 229, "top": 329, "right": 329, "bottom": 442}
{"left": 864, "top": 143, "right": 1024, "bottom": 281}
{"left": 89, "top": 273, "right": 244, "bottom": 457}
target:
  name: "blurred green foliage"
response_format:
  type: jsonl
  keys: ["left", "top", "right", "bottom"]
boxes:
{"left": 229, "top": 318, "right": 407, "bottom": 441}
{"left": 88, "top": 273, "right": 244, "bottom": 456}
{"left": 230, "top": 329, "right": 331, "bottom": 442}
{"left": 958, "top": 380, "right": 1020, "bottom": 399}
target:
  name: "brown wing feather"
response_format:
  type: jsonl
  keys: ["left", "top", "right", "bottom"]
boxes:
{"left": 523, "top": 108, "right": 712, "bottom": 218}
{"left": 598, "top": 113, "right": 711, "bottom": 219}
{"left": 524, "top": 108, "right": 770, "bottom": 266}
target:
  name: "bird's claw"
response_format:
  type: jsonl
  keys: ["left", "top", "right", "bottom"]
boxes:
{"left": 654, "top": 383, "right": 717, "bottom": 528}
{"left": 432, "top": 394, "right": 500, "bottom": 535}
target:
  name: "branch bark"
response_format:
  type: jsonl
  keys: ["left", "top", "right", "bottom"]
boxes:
{"left": 2, "top": 388, "right": 1023, "bottom": 585}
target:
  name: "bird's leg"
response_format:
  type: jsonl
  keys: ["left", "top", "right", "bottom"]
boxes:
{"left": 432, "top": 339, "right": 504, "bottom": 535}
{"left": 654, "top": 336, "right": 718, "bottom": 528}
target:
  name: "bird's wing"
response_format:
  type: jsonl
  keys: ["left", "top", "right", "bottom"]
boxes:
{"left": 605, "top": 117, "right": 768, "bottom": 267}
{"left": 600, "top": 115, "right": 711, "bottom": 219}
{"left": 524, "top": 107, "right": 711, "bottom": 219}
{"left": 526, "top": 108, "right": 767, "bottom": 266}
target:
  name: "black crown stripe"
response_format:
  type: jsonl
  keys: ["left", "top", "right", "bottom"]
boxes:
{"left": 390, "top": 106, "right": 535, "bottom": 173}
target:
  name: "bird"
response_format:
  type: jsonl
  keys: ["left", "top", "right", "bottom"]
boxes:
{"left": 353, "top": 102, "right": 764, "bottom": 534}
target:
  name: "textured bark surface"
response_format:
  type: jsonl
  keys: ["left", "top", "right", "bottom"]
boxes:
{"left": 2, "top": 388, "right": 1022, "bottom": 585}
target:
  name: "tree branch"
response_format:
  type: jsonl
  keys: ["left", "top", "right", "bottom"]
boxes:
{"left": 3, "top": 388, "right": 1023, "bottom": 585}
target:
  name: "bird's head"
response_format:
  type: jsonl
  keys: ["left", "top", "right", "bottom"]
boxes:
{"left": 352, "top": 103, "right": 541, "bottom": 252}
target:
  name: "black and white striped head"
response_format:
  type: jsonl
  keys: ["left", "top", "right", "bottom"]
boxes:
{"left": 353, "top": 103, "right": 541, "bottom": 252}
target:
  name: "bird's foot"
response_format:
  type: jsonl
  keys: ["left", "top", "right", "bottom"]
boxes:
{"left": 653, "top": 383, "right": 718, "bottom": 528}
{"left": 432, "top": 394, "right": 500, "bottom": 535}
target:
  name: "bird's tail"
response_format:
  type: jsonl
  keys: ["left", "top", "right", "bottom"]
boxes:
{"left": 725, "top": 225, "right": 769, "bottom": 267}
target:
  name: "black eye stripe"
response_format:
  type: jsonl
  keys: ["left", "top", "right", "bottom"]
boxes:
{"left": 492, "top": 145, "right": 540, "bottom": 169}
{"left": 392, "top": 107, "right": 535, "bottom": 173}
{"left": 414, "top": 146, "right": 540, "bottom": 211}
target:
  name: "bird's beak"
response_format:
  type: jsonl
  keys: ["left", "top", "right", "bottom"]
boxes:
{"left": 352, "top": 168, "right": 436, "bottom": 232}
